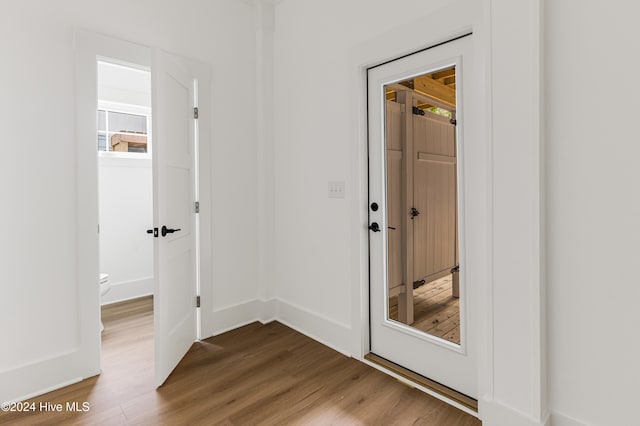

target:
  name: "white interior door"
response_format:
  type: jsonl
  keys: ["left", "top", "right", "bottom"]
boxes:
{"left": 152, "top": 50, "right": 198, "bottom": 387}
{"left": 368, "top": 36, "right": 479, "bottom": 398}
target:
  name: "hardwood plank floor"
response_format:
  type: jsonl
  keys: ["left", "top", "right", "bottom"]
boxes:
{"left": 1, "top": 297, "right": 479, "bottom": 425}
{"left": 388, "top": 275, "right": 460, "bottom": 344}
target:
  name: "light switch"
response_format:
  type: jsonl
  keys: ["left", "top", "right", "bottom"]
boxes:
{"left": 328, "top": 181, "right": 345, "bottom": 199}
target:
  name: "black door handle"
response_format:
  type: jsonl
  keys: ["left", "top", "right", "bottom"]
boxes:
{"left": 369, "top": 222, "right": 381, "bottom": 232}
{"left": 161, "top": 225, "right": 181, "bottom": 237}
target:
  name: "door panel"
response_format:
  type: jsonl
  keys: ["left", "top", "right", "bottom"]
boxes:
{"left": 368, "top": 36, "right": 478, "bottom": 398}
{"left": 153, "top": 50, "right": 198, "bottom": 387}
{"left": 413, "top": 114, "right": 457, "bottom": 283}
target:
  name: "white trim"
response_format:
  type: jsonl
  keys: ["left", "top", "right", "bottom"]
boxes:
{"left": 100, "top": 277, "right": 154, "bottom": 306}
{"left": 275, "top": 298, "right": 352, "bottom": 357}
{"left": 0, "top": 349, "right": 75, "bottom": 375}
{"left": 6, "top": 377, "right": 83, "bottom": 404}
{"left": 549, "top": 411, "right": 587, "bottom": 426}
{"left": 484, "top": 0, "right": 546, "bottom": 422}
{"left": 204, "top": 299, "right": 266, "bottom": 337}
{"left": 200, "top": 297, "right": 352, "bottom": 357}
{"left": 380, "top": 318, "right": 465, "bottom": 354}
{"left": 480, "top": 399, "right": 551, "bottom": 426}
{"left": 98, "top": 100, "right": 150, "bottom": 116}
{"left": 259, "top": 298, "right": 278, "bottom": 323}
{"left": 478, "top": 0, "right": 496, "bottom": 404}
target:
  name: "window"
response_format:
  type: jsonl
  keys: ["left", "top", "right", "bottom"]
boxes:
{"left": 97, "top": 106, "right": 150, "bottom": 154}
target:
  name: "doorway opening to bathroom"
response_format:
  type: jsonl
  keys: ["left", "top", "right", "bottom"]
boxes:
{"left": 97, "top": 60, "right": 155, "bottom": 374}
{"left": 77, "top": 31, "right": 208, "bottom": 389}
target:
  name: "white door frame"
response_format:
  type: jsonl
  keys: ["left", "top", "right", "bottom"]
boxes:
{"left": 75, "top": 30, "right": 213, "bottom": 374}
{"left": 347, "top": 2, "right": 546, "bottom": 424}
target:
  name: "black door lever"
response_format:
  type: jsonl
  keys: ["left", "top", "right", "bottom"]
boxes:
{"left": 369, "top": 222, "right": 381, "bottom": 232}
{"left": 161, "top": 225, "right": 182, "bottom": 237}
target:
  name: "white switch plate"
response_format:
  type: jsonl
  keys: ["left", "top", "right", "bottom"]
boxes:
{"left": 328, "top": 181, "right": 345, "bottom": 199}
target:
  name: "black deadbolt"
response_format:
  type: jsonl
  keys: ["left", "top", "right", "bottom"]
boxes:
{"left": 370, "top": 202, "right": 379, "bottom": 211}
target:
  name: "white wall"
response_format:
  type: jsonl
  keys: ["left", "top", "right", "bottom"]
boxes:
{"left": 0, "top": 0, "right": 258, "bottom": 402}
{"left": 272, "top": 0, "right": 455, "bottom": 341}
{"left": 98, "top": 157, "right": 153, "bottom": 304}
{"left": 545, "top": 2, "right": 640, "bottom": 425}
{"left": 99, "top": 61, "right": 151, "bottom": 107}
{"left": 272, "top": 1, "right": 547, "bottom": 425}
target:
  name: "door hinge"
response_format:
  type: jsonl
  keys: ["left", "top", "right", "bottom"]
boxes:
{"left": 196, "top": 295, "right": 201, "bottom": 308}
{"left": 195, "top": 201, "right": 200, "bottom": 213}
{"left": 193, "top": 107, "right": 199, "bottom": 119}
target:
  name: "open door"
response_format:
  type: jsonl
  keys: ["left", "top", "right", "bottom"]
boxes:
{"left": 152, "top": 50, "right": 198, "bottom": 387}
{"left": 368, "top": 35, "right": 478, "bottom": 400}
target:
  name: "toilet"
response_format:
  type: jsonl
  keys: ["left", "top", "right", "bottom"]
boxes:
{"left": 99, "top": 273, "right": 111, "bottom": 331}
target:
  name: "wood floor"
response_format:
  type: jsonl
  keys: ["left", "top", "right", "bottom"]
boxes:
{"left": 389, "top": 275, "right": 460, "bottom": 344}
{"left": 1, "top": 296, "right": 479, "bottom": 425}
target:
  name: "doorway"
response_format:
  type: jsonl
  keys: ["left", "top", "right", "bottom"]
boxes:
{"left": 97, "top": 60, "right": 154, "bottom": 315}
{"left": 76, "top": 31, "right": 208, "bottom": 389}
{"left": 96, "top": 59, "right": 154, "bottom": 370}
{"left": 367, "top": 35, "right": 479, "bottom": 401}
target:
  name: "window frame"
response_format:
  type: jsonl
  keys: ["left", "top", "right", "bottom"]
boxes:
{"left": 98, "top": 100, "right": 152, "bottom": 159}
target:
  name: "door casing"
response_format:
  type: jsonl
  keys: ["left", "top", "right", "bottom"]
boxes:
{"left": 75, "top": 30, "right": 213, "bottom": 379}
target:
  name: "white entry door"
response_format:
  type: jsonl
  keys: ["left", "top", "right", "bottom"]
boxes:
{"left": 368, "top": 35, "right": 482, "bottom": 399}
{"left": 152, "top": 50, "right": 198, "bottom": 387}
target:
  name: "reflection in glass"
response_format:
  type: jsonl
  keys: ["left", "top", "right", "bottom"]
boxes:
{"left": 384, "top": 66, "right": 461, "bottom": 345}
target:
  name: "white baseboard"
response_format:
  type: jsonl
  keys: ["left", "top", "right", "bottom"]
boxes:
{"left": 275, "top": 298, "right": 352, "bottom": 357}
{"left": 550, "top": 411, "right": 588, "bottom": 426}
{"left": 101, "top": 277, "right": 153, "bottom": 305}
{"left": 0, "top": 352, "right": 98, "bottom": 404}
{"left": 201, "top": 298, "right": 282, "bottom": 339}
{"left": 199, "top": 297, "right": 352, "bottom": 357}
{"left": 260, "top": 298, "right": 277, "bottom": 323}
{"left": 480, "top": 399, "right": 551, "bottom": 426}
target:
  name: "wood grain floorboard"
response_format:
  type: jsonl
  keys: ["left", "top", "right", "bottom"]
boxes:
{"left": 389, "top": 275, "right": 460, "bottom": 344}
{"left": 0, "top": 296, "right": 479, "bottom": 425}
